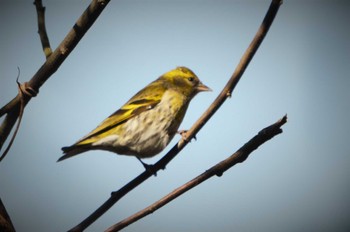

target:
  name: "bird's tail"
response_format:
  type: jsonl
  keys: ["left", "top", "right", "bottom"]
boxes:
{"left": 57, "top": 144, "right": 92, "bottom": 162}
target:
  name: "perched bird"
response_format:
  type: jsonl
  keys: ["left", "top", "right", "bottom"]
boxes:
{"left": 58, "top": 67, "right": 210, "bottom": 166}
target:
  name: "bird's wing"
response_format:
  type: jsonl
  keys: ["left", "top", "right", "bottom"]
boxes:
{"left": 76, "top": 98, "right": 160, "bottom": 145}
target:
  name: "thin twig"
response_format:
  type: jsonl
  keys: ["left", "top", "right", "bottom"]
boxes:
{"left": 106, "top": 115, "right": 287, "bottom": 231}
{"left": 0, "top": 0, "right": 110, "bottom": 161}
{"left": 0, "top": 77, "right": 38, "bottom": 162}
{"left": 34, "top": 0, "right": 52, "bottom": 59}
{"left": 68, "top": 0, "right": 283, "bottom": 231}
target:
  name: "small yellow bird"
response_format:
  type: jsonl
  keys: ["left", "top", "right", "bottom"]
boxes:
{"left": 58, "top": 67, "right": 210, "bottom": 166}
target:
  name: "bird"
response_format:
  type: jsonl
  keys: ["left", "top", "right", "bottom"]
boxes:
{"left": 58, "top": 66, "right": 210, "bottom": 167}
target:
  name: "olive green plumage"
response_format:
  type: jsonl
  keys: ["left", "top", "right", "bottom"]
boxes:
{"left": 58, "top": 67, "right": 210, "bottom": 162}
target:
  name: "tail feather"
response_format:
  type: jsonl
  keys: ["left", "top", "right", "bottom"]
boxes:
{"left": 57, "top": 144, "right": 91, "bottom": 162}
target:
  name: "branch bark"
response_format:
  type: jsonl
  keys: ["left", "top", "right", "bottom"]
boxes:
{"left": 69, "top": 0, "right": 283, "bottom": 231}
{"left": 106, "top": 115, "right": 287, "bottom": 231}
{"left": 0, "top": 0, "right": 110, "bottom": 161}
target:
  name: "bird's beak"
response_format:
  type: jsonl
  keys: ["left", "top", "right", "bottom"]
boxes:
{"left": 196, "top": 82, "right": 212, "bottom": 92}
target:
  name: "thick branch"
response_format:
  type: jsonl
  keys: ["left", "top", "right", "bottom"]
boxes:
{"left": 69, "top": 0, "right": 283, "bottom": 231}
{"left": 0, "top": 0, "right": 110, "bottom": 161}
{"left": 106, "top": 115, "right": 287, "bottom": 231}
{"left": 34, "top": 0, "right": 52, "bottom": 59}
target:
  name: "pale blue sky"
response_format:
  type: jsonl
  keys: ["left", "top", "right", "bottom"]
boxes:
{"left": 1, "top": 1, "right": 349, "bottom": 231}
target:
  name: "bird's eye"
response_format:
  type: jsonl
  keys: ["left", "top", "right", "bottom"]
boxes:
{"left": 188, "top": 77, "right": 194, "bottom": 82}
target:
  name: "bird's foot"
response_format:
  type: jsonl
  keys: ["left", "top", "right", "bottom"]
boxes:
{"left": 177, "top": 130, "right": 197, "bottom": 142}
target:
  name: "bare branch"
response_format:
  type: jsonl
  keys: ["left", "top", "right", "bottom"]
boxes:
{"left": 34, "top": 0, "right": 52, "bottom": 59}
{"left": 68, "top": 0, "right": 283, "bottom": 231}
{"left": 0, "top": 0, "right": 110, "bottom": 161}
{"left": 106, "top": 115, "right": 287, "bottom": 231}
{"left": 0, "top": 198, "right": 16, "bottom": 232}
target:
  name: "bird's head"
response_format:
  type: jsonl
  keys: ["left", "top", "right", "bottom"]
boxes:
{"left": 161, "top": 66, "right": 211, "bottom": 99}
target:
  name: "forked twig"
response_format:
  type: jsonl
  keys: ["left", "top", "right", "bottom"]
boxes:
{"left": 0, "top": 0, "right": 110, "bottom": 161}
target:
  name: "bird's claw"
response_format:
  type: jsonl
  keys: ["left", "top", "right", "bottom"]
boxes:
{"left": 177, "top": 130, "right": 197, "bottom": 142}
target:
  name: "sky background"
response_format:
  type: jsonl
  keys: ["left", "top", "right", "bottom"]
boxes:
{"left": 1, "top": 0, "right": 349, "bottom": 231}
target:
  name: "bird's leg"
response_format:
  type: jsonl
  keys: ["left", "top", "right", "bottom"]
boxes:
{"left": 177, "top": 130, "right": 197, "bottom": 142}
{"left": 137, "top": 157, "right": 157, "bottom": 176}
